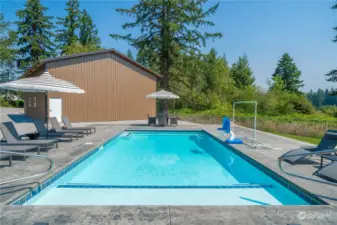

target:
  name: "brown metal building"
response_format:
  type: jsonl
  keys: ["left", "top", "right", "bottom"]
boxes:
{"left": 23, "top": 49, "right": 160, "bottom": 122}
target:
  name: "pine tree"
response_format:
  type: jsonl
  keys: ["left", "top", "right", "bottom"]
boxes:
{"left": 230, "top": 55, "right": 255, "bottom": 89}
{"left": 272, "top": 53, "right": 303, "bottom": 93}
{"left": 110, "top": 0, "right": 222, "bottom": 114}
{"left": 56, "top": 0, "right": 80, "bottom": 54}
{"left": 325, "top": 3, "right": 337, "bottom": 95}
{"left": 127, "top": 49, "right": 134, "bottom": 60}
{"left": 333, "top": 2, "right": 337, "bottom": 42}
{"left": 79, "top": 9, "right": 100, "bottom": 48}
{"left": 0, "top": 13, "right": 16, "bottom": 67}
{"left": 16, "top": 0, "right": 55, "bottom": 70}
{"left": 0, "top": 13, "right": 17, "bottom": 82}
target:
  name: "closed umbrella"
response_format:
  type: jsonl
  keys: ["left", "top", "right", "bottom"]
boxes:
{"left": 0, "top": 71, "right": 85, "bottom": 137}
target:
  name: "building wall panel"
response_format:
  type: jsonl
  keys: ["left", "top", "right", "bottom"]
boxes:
{"left": 45, "top": 52, "right": 157, "bottom": 122}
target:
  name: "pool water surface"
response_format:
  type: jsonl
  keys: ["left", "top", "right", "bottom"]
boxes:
{"left": 22, "top": 131, "right": 316, "bottom": 205}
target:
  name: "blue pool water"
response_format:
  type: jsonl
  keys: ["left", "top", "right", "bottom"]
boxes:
{"left": 23, "top": 131, "right": 313, "bottom": 205}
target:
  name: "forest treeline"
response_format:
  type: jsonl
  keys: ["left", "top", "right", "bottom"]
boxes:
{"left": 0, "top": 0, "right": 336, "bottom": 118}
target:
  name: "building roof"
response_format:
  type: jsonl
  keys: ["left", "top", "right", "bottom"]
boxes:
{"left": 23, "top": 48, "right": 162, "bottom": 79}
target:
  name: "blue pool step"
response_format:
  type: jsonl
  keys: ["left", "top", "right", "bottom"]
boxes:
{"left": 57, "top": 184, "right": 273, "bottom": 189}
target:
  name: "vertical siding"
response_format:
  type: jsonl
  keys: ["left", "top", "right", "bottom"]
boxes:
{"left": 47, "top": 52, "right": 157, "bottom": 122}
{"left": 24, "top": 92, "right": 46, "bottom": 120}
{"left": 23, "top": 65, "right": 47, "bottom": 121}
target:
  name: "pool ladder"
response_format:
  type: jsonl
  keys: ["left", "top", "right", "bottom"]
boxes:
{"left": 0, "top": 150, "right": 53, "bottom": 185}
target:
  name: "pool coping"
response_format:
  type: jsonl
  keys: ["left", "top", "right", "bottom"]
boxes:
{"left": 7, "top": 128, "right": 329, "bottom": 206}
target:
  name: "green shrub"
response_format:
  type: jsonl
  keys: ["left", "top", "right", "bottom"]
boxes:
{"left": 16, "top": 100, "right": 24, "bottom": 108}
{"left": 320, "top": 105, "right": 337, "bottom": 117}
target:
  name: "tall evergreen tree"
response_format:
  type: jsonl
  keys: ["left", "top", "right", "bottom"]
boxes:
{"left": 16, "top": 0, "right": 55, "bottom": 70}
{"left": 79, "top": 9, "right": 100, "bottom": 48}
{"left": 333, "top": 2, "right": 337, "bottom": 42}
{"left": 0, "top": 13, "right": 17, "bottom": 82}
{"left": 230, "top": 55, "right": 255, "bottom": 89}
{"left": 272, "top": 53, "right": 303, "bottom": 93}
{"left": 110, "top": 0, "right": 222, "bottom": 114}
{"left": 56, "top": 0, "right": 80, "bottom": 54}
{"left": 325, "top": 2, "right": 337, "bottom": 95}
{"left": 0, "top": 13, "right": 16, "bottom": 67}
{"left": 203, "top": 48, "right": 230, "bottom": 93}
{"left": 127, "top": 49, "right": 134, "bottom": 60}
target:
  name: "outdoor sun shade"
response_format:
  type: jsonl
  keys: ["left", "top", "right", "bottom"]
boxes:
{"left": 0, "top": 72, "right": 85, "bottom": 94}
{"left": 145, "top": 90, "right": 179, "bottom": 99}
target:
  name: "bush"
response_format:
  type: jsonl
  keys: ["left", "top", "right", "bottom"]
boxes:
{"left": 16, "top": 100, "right": 24, "bottom": 108}
{"left": 320, "top": 105, "right": 337, "bottom": 117}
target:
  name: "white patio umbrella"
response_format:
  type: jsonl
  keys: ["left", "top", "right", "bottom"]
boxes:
{"left": 145, "top": 90, "right": 179, "bottom": 99}
{"left": 145, "top": 90, "right": 179, "bottom": 123}
{"left": 0, "top": 71, "right": 85, "bottom": 137}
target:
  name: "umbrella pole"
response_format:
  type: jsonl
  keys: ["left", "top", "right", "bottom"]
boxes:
{"left": 45, "top": 91, "right": 49, "bottom": 139}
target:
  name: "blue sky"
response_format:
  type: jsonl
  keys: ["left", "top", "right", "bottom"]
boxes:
{"left": 1, "top": 0, "right": 336, "bottom": 92}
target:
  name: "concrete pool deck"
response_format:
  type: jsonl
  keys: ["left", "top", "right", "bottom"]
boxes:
{"left": 0, "top": 116, "right": 337, "bottom": 224}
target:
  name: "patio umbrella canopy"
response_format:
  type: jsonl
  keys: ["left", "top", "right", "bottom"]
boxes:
{"left": 145, "top": 90, "right": 179, "bottom": 99}
{"left": 0, "top": 71, "right": 85, "bottom": 94}
{"left": 0, "top": 71, "right": 85, "bottom": 137}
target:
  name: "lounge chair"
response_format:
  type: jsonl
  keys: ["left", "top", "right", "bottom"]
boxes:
{"left": 0, "top": 152, "right": 13, "bottom": 167}
{"left": 279, "top": 130, "right": 337, "bottom": 164}
{"left": 0, "top": 145, "right": 40, "bottom": 163}
{"left": 314, "top": 162, "right": 337, "bottom": 182}
{"left": 0, "top": 122, "right": 58, "bottom": 150}
{"left": 147, "top": 114, "right": 156, "bottom": 126}
{"left": 62, "top": 116, "right": 96, "bottom": 134}
{"left": 0, "top": 144, "right": 40, "bottom": 155}
{"left": 33, "top": 119, "right": 78, "bottom": 141}
{"left": 49, "top": 117, "right": 86, "bottom": 137}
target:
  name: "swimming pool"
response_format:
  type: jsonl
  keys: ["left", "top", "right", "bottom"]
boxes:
{"left": 14, "top": 130, "right": 323, "bottom": 205}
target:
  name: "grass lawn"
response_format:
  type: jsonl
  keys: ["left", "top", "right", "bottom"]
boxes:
{"left": 269, "top": 132, "right": 321, "bottom": 145}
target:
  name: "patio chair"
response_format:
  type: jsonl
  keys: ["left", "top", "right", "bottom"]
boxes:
{"left": 279, "top": 130, "right": 337, "bottom": 164}
{"left": 157, "top": 115, "right": 167, "bottom": 126}
{"left": 314, "top": 162, "right": 337, "bottom": 182}
{"left": 169, "top": 117, "right": 178, "bottom": 126}
{"left": 62, "top": 116, "right": 96, "bottom": 134}
{"left": 0, "top": 122, "right": 58, "bottom": 150}
{"left": 33, "top": 119, "right": 78, "bottom": 141}
{"left": 49, "top": 117, "right": 86, "bottom": 137}
{"left": 147, "top": 114, "right": 156, "bottom": 126}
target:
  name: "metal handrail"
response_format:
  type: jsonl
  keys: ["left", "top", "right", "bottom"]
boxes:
{"left": 278, "top": 149, "right": 337, "bottom": 186}
{"left": 0, "top": 150, "right": 53, "bottom": 185}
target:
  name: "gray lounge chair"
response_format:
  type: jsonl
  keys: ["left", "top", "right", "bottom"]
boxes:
{"left": 0, "top": 152, "right": 13, "bottom": 167}
{"left": 62, "top": 116, "right": 96, "bottom": 134}
{"left": 0, "top": 145, "right": 40, "bottom": 164}
{"left": 279, "top": 130, "right": 337, "bottom": 164}
{"left": 0, "top": 122, "right": 58, "bottom": 150}
{"left": 314, "top": 162, "right": 337, "bottom": 182}
{"left": 0, "top": 144, "right": 40, "bottom": 155}
{"left": 33, "top": 119, "right": 78, "bottom": 141}
{"left": 49, "top": 117, "right": 86, "bottom": 137}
